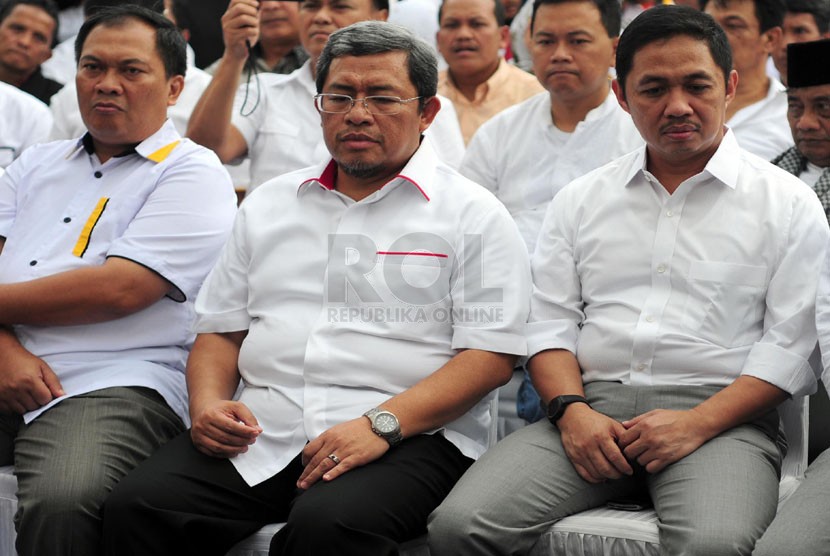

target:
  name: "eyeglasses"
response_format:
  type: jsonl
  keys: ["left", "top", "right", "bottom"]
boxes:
{"left": 314, "top": 93, "right": 422, "bottom": 115}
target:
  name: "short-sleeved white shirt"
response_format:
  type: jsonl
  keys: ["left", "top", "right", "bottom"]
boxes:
{"left": 0, "top": 82, "right": 52, "bottom": 168}
{"left": 0, "top": 120, "right": 238, "bottom": 424}
{"left": 230, "top": 61, "right": 466, "bottom": 191}
{"left": 728, "top": 78, "right": 793, "bottom": 161}
{"left": 194, "top": 138, "right": 530, "bottom": 486}
{"left": 528, "top": 130, "right": 828, "bottom": 397}
{"left": 461, "top": 92, "right": 642, "bottom": 252}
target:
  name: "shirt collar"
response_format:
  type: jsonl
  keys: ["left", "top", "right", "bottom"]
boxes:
{"left": 624, "top": 127, "right": 740, "bottom": 190}
{"left": 444, "top": 58, "right": 509, "bottom": 102}
{"left": 65, "top": 119, "right": 183, "bottom": 163}
{"left": 298, "top": 136, "right": 439, "bottom": 202}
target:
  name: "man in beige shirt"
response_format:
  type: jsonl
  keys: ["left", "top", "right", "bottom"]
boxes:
{"left": 437, "top": 0, "right": 542, "bottom": 143}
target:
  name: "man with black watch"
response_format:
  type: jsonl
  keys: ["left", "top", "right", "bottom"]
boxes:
{"left": 544, "top": 395, "right": 590, "bottom": 426}
{"left": 429, "top": 6, "right": 828, "bottom": 555}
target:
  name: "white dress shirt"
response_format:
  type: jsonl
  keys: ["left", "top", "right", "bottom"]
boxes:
{"left": 528, "top": 130, "right": 828, "bottom": 397}
{"left": 194, "top": 138, "right": 530, "bottom": 486}
{"left": 816, "top": 245, "right": 830, "bottom": 392}
{"left": 0, "top": 120, "right": 238, "bottom": 424}
{"left": 728, "top": 78, "right": 793, "bottom": 161}
{"left": 0, "top": 82, "right": 52, "bottom": 168}
{"left": 231, "top": 61, "right": 466, "bottom": 191}
{"left": 461, "top": 91, "right": 642, "bottom": 252}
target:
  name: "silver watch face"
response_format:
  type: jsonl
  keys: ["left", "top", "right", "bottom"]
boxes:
{"left": 374, "top": 412, "right": 398, "bottom": 434}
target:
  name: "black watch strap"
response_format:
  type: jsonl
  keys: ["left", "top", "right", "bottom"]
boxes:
{"left": 545, "top": 395, "right": 590, "bottom": 425}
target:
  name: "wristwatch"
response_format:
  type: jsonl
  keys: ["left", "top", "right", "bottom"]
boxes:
{"left": 545, "top": 395, "right": 590, "bottom": 425}
{"left": 364, "top": 408, "right": 403, "bottom": 447}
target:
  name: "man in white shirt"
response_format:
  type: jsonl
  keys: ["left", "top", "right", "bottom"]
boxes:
{"left": 462, "top": 0, "right": 642, "bottom": 426}
{"left": 772, "top": 38, "right": 830, "bottom": 221}
{"left": 429, "top": 6, "right": 828, "bottom": 555}
{"left": 703, "top": 0, "right": 793, "bottom": 160}
{"left": 102, "top": 21, "right": 530, "bottom": 556}
{"left": 462, "top": 0, "right": 641, "bottom": 255}
{"left": 0, "top": 80, "right": 51, "bottom": 167}
{"left": 0, "top": 7, "right": 237, "bottom": 556}
{"left": 188, "top": 0, "right": 464, "bottom": 193}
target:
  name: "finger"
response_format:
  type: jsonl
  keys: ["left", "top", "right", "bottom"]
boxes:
{"left": 572, "top": 461, "right": 603, "bottom": 484}
{"left": 298, "top": 455, "right": 337, "bottom": 490}
{"left": 617, "top": 426, "right": 640, "bottom": 449}
{"left": 192, "top": 433, "right": 249, "bottom": 458}
{"left": 598, "top": 439, "right": 634, "bottom": 477}
{"left": 622, "top": 413, "right": 648, "bottom": 428}
{"left": 231, "top": 403, "right": 261, "bottom": 431}
{"left": 204, "top": 422, "right": 258, "bottom": 447}
{"left": 39, "top": 363, "right": 64, "bottom": 398}
{"left": 645, "top": 458, "right": 668, "bottom": 474}
{"left": 623, "top": 438, "right": 648, "bottom": 460}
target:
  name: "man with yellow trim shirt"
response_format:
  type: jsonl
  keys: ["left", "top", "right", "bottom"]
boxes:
{"left": 0, "top": 6, "right": 236, "bottom": 556}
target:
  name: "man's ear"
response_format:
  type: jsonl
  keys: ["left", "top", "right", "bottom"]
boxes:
{"left": 609, "top": 36, "right": 619, "bottom": 68}
{"left": 612, "top": 78, "right": 629, "bottom": 113}
{"left": 167, "top": 74, "right": 185, "bottom": 106}
{"left": 724, "top": 68, "right": 739, "bottom": 106}
{"left": 499, "top": 24, "right": 510, "bottom": 51}
{"left": 761, "top": 25, "right": 782, "bottom": 55}
{"left": 419, "top": 95, "right": 441, "bottom": 133}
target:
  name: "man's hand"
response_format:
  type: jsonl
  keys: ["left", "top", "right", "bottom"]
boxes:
{"left": 0, "top": 346, "right": 64, "bottom": 414}
{"left": 222, "top": 0, "right": 261, "bottom": 61}
{"left": 557, "top": 403, "right": 634, "bottom": 483}
{"left": 297, "top": 417, "right": 389, "bottom": 490}
{"left": 190, "top": 399, "right": 262, "bottom": 458}
{"left": 618, "top": 409, "right": 711, "bottom": 473}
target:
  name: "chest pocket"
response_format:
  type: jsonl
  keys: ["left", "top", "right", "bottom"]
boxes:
{"left": 682, "top": 260, "right": 768, "bottom": 348}
{"left": 372, "top": 253, "right": 452, "bottom": 307}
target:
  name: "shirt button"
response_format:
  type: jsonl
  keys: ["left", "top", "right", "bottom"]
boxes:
{"left": 656, "top": 264, "right": 667, "bottom": 273}
{"left": 94, "top": 171, "right": 103, "bottom": 178}
{"left": 63, "top": 217, "right": 71, "bottom": 223}
{"left": 666, "top": 210, "right": 674, "bottom": 217}
{"left": 646, "top": 315, "right": 655, "bottom": 322}
{"left": 29, "top": 260, "right": 37, "bottom": 266}
{"left": 637, "top": 363, "right": 646, "bottom": 371}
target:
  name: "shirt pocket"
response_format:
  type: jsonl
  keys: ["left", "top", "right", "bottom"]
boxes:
{"left": 374, "top": 253, "right": 451, "bottom": 307}
{"left": 682, "top": 260, "right": 768, "bottom": 348}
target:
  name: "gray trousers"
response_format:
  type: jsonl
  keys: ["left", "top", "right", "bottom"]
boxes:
{"left": 428, "top": 382, "right": 783, "bottom": 556}
{"left": 0, "top": 386, "right": 184, "bottom": 556}
{"left": 753, "top": 446, "right": 830, "bottom": 556}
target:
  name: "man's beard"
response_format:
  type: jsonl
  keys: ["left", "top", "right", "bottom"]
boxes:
{"left": 338, "top": 160, "right": 384, "bottom": 179}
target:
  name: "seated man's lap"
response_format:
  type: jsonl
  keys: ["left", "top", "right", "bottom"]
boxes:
{"left": 105, "top": 431, "right": 470, "bottom": 554}
{"left": 429, "top": 382, "right": 783, "bottom": 554}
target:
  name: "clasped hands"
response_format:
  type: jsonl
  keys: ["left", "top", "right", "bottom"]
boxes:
{"left": 558, "top": 404, "right": 712, "bottom": 484}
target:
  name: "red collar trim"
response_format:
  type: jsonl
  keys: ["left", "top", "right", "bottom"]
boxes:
{"left": 300, "top": 163, "right": 430, "bottom": 201}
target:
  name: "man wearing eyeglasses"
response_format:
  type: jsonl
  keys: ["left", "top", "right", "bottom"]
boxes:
{"left": 103, "top": 21, "right": 530, "bottom": 556}
{"left": 187, "top": 0, "right": 465, "bottom": 194}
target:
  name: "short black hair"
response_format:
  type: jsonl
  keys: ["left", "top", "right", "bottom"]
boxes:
{"left": 700, "top": 0, "right": 787, "bottom": 33}
{"left": 0, "top": 0, "right": 60, "bottom": 47}
{"left": 616, "top": 5, "right": 732, "bottom": 97}
{"left": 530, "top": 0, "right": 621, "bottom": 37}
{"left": 438, "top": 0, "right": 507, "bottom": 27}
{"left": 317, "top": 21, "right": 438, "bottom": 111}
{"left": 75, "top": 4, "right": 186, "bottom": 78}
{"left": 785, "top": 0, "right": 830, "bottom": 33}
{"left": 83, "top": 0, "right": 163, "bottom": 18}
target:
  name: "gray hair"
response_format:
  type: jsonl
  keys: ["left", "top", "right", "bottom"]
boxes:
{"left": 315, "top": 21, "right": 438, "bottom": 111}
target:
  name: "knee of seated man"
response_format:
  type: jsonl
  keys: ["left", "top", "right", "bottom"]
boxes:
{"left": 665, "top": 523, "right": 767, "bottom": 556}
